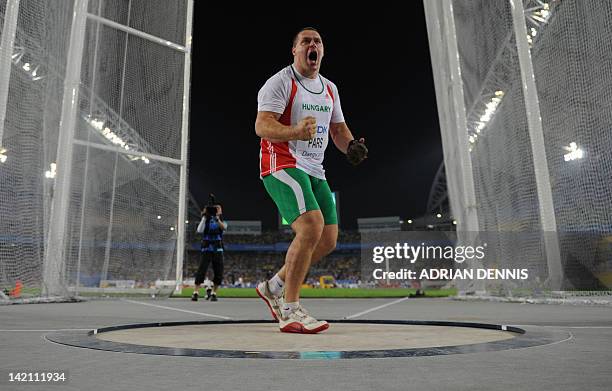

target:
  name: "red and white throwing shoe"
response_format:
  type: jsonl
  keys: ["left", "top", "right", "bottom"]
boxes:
{"left": 279, "top": 305, "right": 329, "bottom": 334}
{"left": 256, "top": 280, "right": 283, "bottom": 320}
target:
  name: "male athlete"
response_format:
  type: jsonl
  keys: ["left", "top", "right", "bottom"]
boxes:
{"left": 255, "top": 27, "right": 368, "bottom": 333}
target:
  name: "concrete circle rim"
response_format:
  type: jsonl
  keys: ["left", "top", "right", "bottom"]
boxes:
{"left": 45, "top": 320, "right": 569, "bottom": 360}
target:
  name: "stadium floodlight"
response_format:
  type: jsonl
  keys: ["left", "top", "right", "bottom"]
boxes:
{"left": 84, "top": 115, "right": 153, "bottom": 165}
{"left": 525, "top": 2, "right": 553, "bottom": 46}
{"left": 11, "top": 47, "right": 24, "bottom": 63}
{"left": 88, "top": 117, "right": 104, "bottom": 130}
{"left": 85, "top": 115, "right": 131, "bottom": 150}
{"left": 128, "top": 155, "right": 150, "bottom": 164}
{"left": 527, "top": 32, "right": 535, "bottom": 46}
{"left": 470, "top": 91, "right": 504, "bottom": 139}
{"left": 11, "top": 46, "right": 45, "bottom": 82}
{"left": 563, "top": 142, "right": 584, "bottom": 162}
{"left": 101, "top": 126, "right": 128, "bottom": 149}
{"left": 436, "top": 213, "right": 442, "bottom": 218}
{"left": 44, "top": 163, "right": 56, "bottom": 179}
{"left": 0, "top": 147, "right": 7, "bottom": 163}
{"left": 479, "top": 94, "right": 502, "bottom": 124}
{"left": 529, "top": 2, "right": 551, "bottom": 23}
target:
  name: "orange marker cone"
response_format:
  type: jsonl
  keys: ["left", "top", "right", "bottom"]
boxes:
{"left": 10, "top": 280, "right": 22, "bottom": 298}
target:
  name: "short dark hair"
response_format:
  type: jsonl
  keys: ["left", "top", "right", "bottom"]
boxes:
{"left": 292, "top": 27, "right": 320, "bottom": 47}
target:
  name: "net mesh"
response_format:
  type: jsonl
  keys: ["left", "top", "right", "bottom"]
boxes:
{"left": 0, "top": 0, "right": 193, "bottom": 301}
{"left": 425, "top": 0, "right": 612, "bottom": 296}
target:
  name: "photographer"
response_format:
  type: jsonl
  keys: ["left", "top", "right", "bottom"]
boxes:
{"left": 192, "top": 195, "right": 227, "bottom": 302}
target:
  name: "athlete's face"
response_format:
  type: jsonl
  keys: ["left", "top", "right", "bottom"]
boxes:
{"left": 292, "top": 30, "right": 324, "bottom": 77}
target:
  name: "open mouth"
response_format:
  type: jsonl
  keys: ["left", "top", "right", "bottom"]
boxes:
{"left": 308, "top": 51, "right": 318, "bottom": 63}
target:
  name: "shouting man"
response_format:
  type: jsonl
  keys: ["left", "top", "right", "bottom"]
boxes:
{"left": 255, "top": 27, "right": 368, "bottom": 334}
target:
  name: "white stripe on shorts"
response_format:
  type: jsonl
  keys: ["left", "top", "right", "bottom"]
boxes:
{"left": 272, "top": 170, "right": 306, "bottom": 214}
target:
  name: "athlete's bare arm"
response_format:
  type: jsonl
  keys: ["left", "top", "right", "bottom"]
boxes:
{"left": 330, "top": 121, "right": 358, "bottom": 153}
{"left": 255, "top": 111, "right": 317, "bottom": 142}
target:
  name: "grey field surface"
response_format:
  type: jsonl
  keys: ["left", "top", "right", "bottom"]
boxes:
{"left": 1, "top": 297, "right": 611, "bottom": 391}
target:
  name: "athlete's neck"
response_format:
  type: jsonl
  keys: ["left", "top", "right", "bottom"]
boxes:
{"left": 292, "top": 63, "right": 318, "bottom": 79}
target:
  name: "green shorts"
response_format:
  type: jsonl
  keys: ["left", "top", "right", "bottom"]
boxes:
{"left": 263, "top": 168, "right": 338, "bottom": 226}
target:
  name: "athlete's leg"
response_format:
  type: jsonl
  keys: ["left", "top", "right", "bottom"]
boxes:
{"left": 277, "top": 176, "right": 338, "bottom": 281}
{"left": 283, "top": 210, "right": 324, "bottom": 303}
{"left": 277, "top": 223, "right": 337, "bottom": 281}
{"left": 261, "top": 168, "right": 320, "bottom": 297}
{"left": 309, "top": 177, "right": 338, "bottom": 265}
{"left": 259, "top": 168, "right": 327, "bottom": 325}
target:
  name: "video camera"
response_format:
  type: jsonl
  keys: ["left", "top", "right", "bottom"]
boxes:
{"left": 203, "top": 193, "right": 219, "bottom": 217}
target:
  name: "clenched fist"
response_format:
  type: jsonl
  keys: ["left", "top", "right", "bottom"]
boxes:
{"left": 292, "top": 116, "right": 317, "bottom": 141}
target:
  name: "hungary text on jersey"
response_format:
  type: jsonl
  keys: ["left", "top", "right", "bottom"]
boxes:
{"left": 257, "top": 65, "right": 344, "bottom": 179}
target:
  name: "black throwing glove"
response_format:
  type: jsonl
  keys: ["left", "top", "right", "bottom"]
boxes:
{"left": 346, "top": 139, "right": 368, "bottom": 165}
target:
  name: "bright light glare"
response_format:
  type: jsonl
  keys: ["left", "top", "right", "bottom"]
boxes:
{"left": 563, "top": 142, "right": 584, "bottom": 162}
{"left": 86, "top": 116, "right": 153, "bottom": 164}
{"left": 90, "top": 118, "right": 104, "bottom": 130}
{"left": 45, "top": 162, "right": 57, "bottom": 179}
{"left": 472, "top": 91, "right": 504, "bottom": 138}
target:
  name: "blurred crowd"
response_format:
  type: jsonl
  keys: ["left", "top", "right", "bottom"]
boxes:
{"left": 186, "top": 230, "right": 363, "bottom": 287}
{"left": 186, "top": 251, "right": 363, "bottom": 288}
{"left": 221, "top": 230, "right": 362, "bottom": 244}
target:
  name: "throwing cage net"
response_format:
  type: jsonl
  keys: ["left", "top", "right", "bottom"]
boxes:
{"left": 424, "top": 0, "right": 612, "bottom": 299}
{"left": 0, "top": 0, "right": 194, "bottom": 302}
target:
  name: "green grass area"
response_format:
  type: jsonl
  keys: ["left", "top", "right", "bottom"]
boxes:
{"left": 1, "top": 287, "right": 42, "bottom": 297}
{"left": 173, "top": 287, "right": 457, "bottom": 299}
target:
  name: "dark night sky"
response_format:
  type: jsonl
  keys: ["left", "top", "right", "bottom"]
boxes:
{"left": 188, "top": 4, "right": 442, "bottom": 230}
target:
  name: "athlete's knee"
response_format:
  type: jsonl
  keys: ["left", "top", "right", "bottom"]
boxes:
{"left": 319, "top": 235, "right": 337, "bottom": 256}
{"left": 293, "top": 210, "right": 324, "bottom": 246}
{"left": 319, "top": 227, "right": 338, "bottom": 256}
